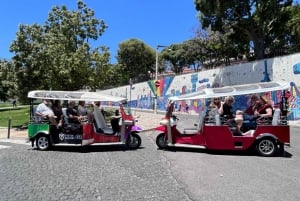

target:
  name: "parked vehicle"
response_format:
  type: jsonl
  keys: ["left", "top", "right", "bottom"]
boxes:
{"left": 27, "top": 90, "right": 142, "bottom": 151}
{"left": 154, "top": 81, "right": 291, "bottom": 157}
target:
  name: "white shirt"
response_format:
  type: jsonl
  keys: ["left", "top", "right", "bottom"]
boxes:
{"left": 36, "top": 102, "right": 54, "bottom": 116}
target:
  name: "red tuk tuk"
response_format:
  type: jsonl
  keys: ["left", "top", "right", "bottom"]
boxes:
{"left": 155, "top": 81, "right": 291, "bottom": 156}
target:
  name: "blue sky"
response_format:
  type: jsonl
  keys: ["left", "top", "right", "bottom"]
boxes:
{"left": 0, "top": 0, "right": 200, "bottom": 63}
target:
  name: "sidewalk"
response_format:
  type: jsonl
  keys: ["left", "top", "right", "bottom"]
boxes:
{"left": 0, "top": 110, "right": 164, "bottom": 140}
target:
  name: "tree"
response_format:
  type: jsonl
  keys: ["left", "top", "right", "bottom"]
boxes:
{"left": 182, "top": 39, "right": 206, "bottom": 71}
{"left": 117, "top": 39, "right": 155, "bottom": 84}
{"left": 194, "top": 0, "right": 293, "bottom": 59}
{"left": 9, "top": 0, "right": 109, "bottom": 102}
{"left": 0, "top": 60, "right": 17, "bottom": 101}
{"left": 286, "top": 4, "right": 300, "bottom": 53}
{"left": 160, "top": 44, "right": 186, "bottom": 74}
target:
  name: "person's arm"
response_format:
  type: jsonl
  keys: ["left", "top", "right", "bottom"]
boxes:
{"left": 67, "top": 109, "right": 82, "bottom": 122}
{"left": 35, "top": 104, "right": 47, "bottom": 117}
{"left": 218, "top": 102, "right": 224, "bottom": 115}
{"left": 258, "top": 108, "right": 273, "bottom": 119}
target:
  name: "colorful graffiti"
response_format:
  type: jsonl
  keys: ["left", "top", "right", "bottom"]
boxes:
{"left": 103, "top": 58, "right": 300, "bottom": 120}
{"left": 289, "top": 82, "right": 300, "bottom": 120}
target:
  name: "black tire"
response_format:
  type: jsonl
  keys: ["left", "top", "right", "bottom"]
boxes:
{"left": 36, "top": 135, "right": 50, "bottom": 151}
{"left": 156, "top": 133, "right": 168, "bottom": 149}
{"left": 126, "top": 132, "right": 141, "bottom": 149}
{"left": 256, "top": 137, "right": 278, "bottom": 157}
{"left": 278, "top": 142, "right": 285, "bottom": 156}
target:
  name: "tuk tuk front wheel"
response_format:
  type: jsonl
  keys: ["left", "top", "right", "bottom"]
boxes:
{"left": 255, "top": 137, "right": 278, "bottom": 157}
{"left": 126, "top": 132, "right": 141, "bottom": 149}
{"left": 156, "top": 133, "right": 168, "bottom": 149}
{"left": 36, "top": 135, "right": 50, "bottom": 151}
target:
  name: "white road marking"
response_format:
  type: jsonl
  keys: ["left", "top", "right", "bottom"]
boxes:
{"left": 0, "top": 139, "right": 30, "bottom": 145}
{"left": 0, "top": 145, "right": 11, "bottom": 149}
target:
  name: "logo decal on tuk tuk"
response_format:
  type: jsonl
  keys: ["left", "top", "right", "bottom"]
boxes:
{"left": 59, "top": 133, "right": 65, "bottom": 141}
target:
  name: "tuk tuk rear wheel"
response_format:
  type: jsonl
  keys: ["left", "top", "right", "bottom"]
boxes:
{"left": 156, "top": 133, "right": 167, "bottom": 149}
{"left": 255, "top": 137, "right": 278, "bottom": 157}
{"left": 36, "top": 135, "right": 50, "bottom": 151}
{"left": 126, "top": 132, "right": 141, "bottom": 149}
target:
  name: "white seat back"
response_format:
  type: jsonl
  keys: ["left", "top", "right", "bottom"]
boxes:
{"left": 196, "top": 108, "right": 207, "bottom": 130}
{"left": 62, "top": 108, "right": 69, "bottom": 124}
{"left": 32, "top": 105, "right": 41, "bottom": 122}
{"left": 272, "top": 109, "right": 281, "bottom": 125}
{"left": 93, "top": 107, "right": 107, "bottom": 129}
{"left": 214, "top": 108, "right": 221, "bottom": 126}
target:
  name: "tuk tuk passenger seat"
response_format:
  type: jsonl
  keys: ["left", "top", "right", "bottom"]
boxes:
{"left": 272, "top": 109, "right": 281, "bottom": 125}
{"left": 183, "top": 108, "right": 207, "bottom": 134}
{"left": 62, "top": 108, "right": 69, "bottom": 124}
{"left": 93, "top": 107, "right": 114, "bottom": 134}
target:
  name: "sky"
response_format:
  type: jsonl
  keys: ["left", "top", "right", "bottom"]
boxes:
{"left": 0, "top": 0, "right": 200, "bottom": 63}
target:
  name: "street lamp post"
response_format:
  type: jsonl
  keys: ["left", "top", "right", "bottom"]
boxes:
{"left": 129, "top": 78, "right": 133, "bottom": 108}
{"left": 154, "top": 45, "right": 168, "bottom": 114}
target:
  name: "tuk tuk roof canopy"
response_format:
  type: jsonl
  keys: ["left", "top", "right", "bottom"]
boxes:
{"left": 170, "top": 81, "right": 291, "bottom": 101}
{"left": 27, "top": 90, "right": 127, "bottom": 102}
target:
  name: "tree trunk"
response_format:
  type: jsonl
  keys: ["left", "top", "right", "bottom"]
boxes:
{"left": 254, "top": 38, "right": 265, "bottom": 60}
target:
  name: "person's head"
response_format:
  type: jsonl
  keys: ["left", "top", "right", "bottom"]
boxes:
{"left": 259, "top": 95, "right": 270, "bottom": 105}
{"left": 54, "top": 100, "right": 61, "bottom": 106}
{"left": 78, "top": 101, "right": 85, "bottom": 106}
{"left": 212, "top": 97, "right": 221, "bottom": 106}
{"left": 68, "top": 100, "right": 76, "bottom": 107}
{"left": 43, "top": 99, "right": 50, "bottom": 105}
{"left": 94, "top": 101, "right": 100, "bottom": 107}
{"left": 225, "top": 96, "right": 235, "bottom": 105}
{"left": 250, "top": 95, "right": 259, "bottom": 102}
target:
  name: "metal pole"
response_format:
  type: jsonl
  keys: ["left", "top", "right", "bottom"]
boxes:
{"left": 154, "top": 45, "right": 168, "bottom": 114}
{"left": 129, "top": 78, "right": 133, "bottom": 108}
{"left": 154, "top": 48, "right": 158, "bottom": 114}
{"left": 7, "top": 118, "right": 11, "bottom": 139}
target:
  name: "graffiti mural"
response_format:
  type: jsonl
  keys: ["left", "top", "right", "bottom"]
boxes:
{"left": 289, "top": 82, "right": 300, "bottom": 120}
{"left": 102, "top": 54, "right": 300, "bottom": 120}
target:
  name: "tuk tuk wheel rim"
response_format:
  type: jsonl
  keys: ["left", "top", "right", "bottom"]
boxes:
{"left": 256, "top": 138, "right": 277, "bottom": 156}
{"left": 36, "top": 136, "right": 49, "bottom": 150}
{"left": 156, "top": 133, "right": 168, "bottom": 149}
{"left": 126, "top": 133, "right": 141, "bottom": 149}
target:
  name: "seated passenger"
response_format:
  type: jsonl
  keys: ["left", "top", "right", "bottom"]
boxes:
{"left": 209, "top": 98, "right": 221, "bottom": 110}
{"left": 254, "top": 95, "right": 273, "bottom": 123}
{"left": 66, "top": 100, "right": 82, "bottom": 124}
{"left": 35, "top": 99, "right": 58, "bottom": 126}
{"left": 234, "top": 110, "right": 244, "bottom": 133}
{"left": 219, "top": 96, "right": 234, "bottom": 119}
{"left": 77, "top": 101, "right": 88, "bottom": 116}
{"left": 244, "top": 95, "right": 260, "bottom": 120}
{"left": 52, "top": 100, "right": 63, "bottom": 127}
{"left": 235, "top": 95, "right": 260, "bottom": 133}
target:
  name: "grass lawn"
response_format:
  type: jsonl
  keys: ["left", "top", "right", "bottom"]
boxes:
{"left": 0, "top": 106, "right": 30, "bottom": 128}
{"left": 0, "top": 102, "right": 14, "bottom": 108}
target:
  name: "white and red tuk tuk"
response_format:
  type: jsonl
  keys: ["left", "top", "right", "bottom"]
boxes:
{"left": 155, "top": 81, "right": 291, "bottom": 157}
{"left": 27, "top": 90, "right": 142, "bottom": 151}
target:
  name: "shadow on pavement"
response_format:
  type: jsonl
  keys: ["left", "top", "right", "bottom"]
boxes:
{"left": 157, "top": 146, "right": 293, "bottom": 158}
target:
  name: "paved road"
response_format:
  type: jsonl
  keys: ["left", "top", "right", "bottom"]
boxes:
{"left": 1, "top": 112, "right": 300, "bottom": 201}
